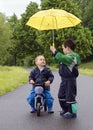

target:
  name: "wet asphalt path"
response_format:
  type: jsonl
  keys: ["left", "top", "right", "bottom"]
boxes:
{"left": 0, "top": 70, "right": 93, "bottom": 130}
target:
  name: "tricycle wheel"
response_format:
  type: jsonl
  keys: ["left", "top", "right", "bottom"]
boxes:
{"left": 37, "top": 103, "right": 40, "bottom": 116}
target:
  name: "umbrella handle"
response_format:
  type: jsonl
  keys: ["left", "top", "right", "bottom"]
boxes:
{"left": 52, "top": 43, "right": 55, "bottom": 47}
{"left": 52, "top": 30, "right": 55, "bottom": 47}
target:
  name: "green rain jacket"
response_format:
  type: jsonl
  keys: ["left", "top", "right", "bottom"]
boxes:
{"left": 53, "top": 52, "right": 81, "bottom": 78}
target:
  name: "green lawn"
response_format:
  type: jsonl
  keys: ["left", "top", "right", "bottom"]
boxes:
{"left": 79, "top": 60, "right": 93, "bottom": 76}
{"left": 0, "top": 66, "right": 29, "bottom": 95}
{"left": 79, "top": 60, "right": 93, "bottom": 69}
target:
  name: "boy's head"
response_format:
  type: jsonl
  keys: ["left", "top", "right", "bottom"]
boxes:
{"left": 35, "top": 55, "right": 46, "bottom": 68}
{"left": 62, "top": 39, "right": 76, "bottom": 54}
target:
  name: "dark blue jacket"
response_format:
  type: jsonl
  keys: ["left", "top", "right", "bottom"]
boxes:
{"left": 59, "top": 64, "right": 79, "bottom": 79}
{"left": 29, "top": 66, "right": 54, "bottom": 88}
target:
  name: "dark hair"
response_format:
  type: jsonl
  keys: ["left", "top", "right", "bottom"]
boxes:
{"left": 63, "top": 39, "right": 76, "bottom": 51}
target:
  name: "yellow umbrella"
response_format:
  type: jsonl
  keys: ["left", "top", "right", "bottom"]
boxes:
{"left": 26, "top": 8, "right": 81, "bottom": 44}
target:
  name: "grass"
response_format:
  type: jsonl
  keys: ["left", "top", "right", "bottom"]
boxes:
{"left": 79, "top": 68, "right": 93, "bottom": 76}
{"left": 0, "top": 66, "right": 29, "bottom": 95}
{"left": 79, "top": 60, "right": 93, "bottom": 76}
{"left": 79, "top": 60, "right": 93, "bottom": 69}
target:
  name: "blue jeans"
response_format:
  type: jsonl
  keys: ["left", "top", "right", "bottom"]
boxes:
{"left": 27, "top": 88, "right": 54, "bottom": 109}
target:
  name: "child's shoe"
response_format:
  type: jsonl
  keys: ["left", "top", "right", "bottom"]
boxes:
{"left": 48, "top": 107, "right": 54, "bottom": 114}
{"left": 60, "top": 111, "right": 66, "bottom": 116}
{"left": 63, "top": 112, "right": 77, "bottom": 119}
{"left": 30, "top": 107, "right": 35, "bottom": 113}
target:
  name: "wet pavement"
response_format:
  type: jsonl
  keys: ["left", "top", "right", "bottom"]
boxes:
{"left": 0, "top": 71, "right": 93, "bottom": 130}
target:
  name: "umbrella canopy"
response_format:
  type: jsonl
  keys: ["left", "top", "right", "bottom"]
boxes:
{"left": 26, "top": 8, "right": 81, "bottom": 30}
{"left": 26, "top": 8, "right": 81, "bottom": 43}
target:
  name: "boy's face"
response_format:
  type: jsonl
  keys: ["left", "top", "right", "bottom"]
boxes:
{"left": 62, "top": 44, "right": 72, "bottom": 54}
{"left": 62, "top": 45, "right": 69, "bottom": 54}
{"left": 35, "top": 56, "right": 46, "bottom": 67}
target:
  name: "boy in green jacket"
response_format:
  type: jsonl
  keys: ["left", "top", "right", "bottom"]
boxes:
{"left": 50, "top": 38, "right": 81, "bottom": 119}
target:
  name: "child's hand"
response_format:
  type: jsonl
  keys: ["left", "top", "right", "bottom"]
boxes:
{"left": 44, "top": 80, "right": 50, "bottom": 87}
{"left": 29, "top": 80, "right": 35, "bottom": 85}
{"left": 50, "top": 46, "right": 56, "bottom": 53}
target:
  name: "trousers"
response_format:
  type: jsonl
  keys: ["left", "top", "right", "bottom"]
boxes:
{"left": 27, "top": 88, "right": 54, "bottom": 109}
{"left": 58, "top": 78, "right": 77, "bottom": 113}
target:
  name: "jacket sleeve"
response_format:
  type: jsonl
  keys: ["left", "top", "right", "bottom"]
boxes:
{"left": 53, "top": 52, "right": 81, "bottom": 67}
{"left": 29, "top": 69, "right": 35, "bottom": 82}
{"left": 47, "top": 68, "right": 54, "bottom": 83}
{"left": 53, "top": 52, "right": 73, "bottom": 66}
{"left": 76, "top": 54, "right": 81, "bottom": 66}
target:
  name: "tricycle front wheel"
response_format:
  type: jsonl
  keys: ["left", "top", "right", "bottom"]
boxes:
{"left": 37, "top": 103, "right": 40, "bottom": 116}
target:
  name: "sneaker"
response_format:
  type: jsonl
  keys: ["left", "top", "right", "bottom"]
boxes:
{"left": 60, "top": 111, "right": 66, "bottom": 116}
{"left": 48, "top": 108, "right": 54, "bottom": 114}
{"left": 30, "top": 108, "right": 35, "bottom": 113}
{"left": 63, "top": 112, "right": 77, "bottom": 119}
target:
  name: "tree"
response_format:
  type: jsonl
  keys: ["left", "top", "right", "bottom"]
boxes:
{"left": 7, "top": 14, "right": 22, "bottom": 65}
{"left": 0, "top": 13, "right": 12, "bottom": 65}
{"left": 81, "top": 0, "right": 93, "bottom": 31}
{"left": 16, "top": 2, "right": 44, "bottom": 66}
{"left": 39, "top": 0, "right": 93, "bottom": 60}
{"left": 73, "top": 0, "right": 93, "bottom": 31}
{"left": 75, "top": 0, "right": 93, "bottom": 59}
{"left": 3, "top": 0, "right": 93, "bottom": 66}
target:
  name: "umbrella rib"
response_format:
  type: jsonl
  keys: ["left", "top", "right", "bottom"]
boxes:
{"left": 39, "top": 16, "right": 45, "bottom": 30}
{"left": 54, "top": 16, "right": 58, "bottom": 29}
{"left": 67, "top": 17, "right": 79, "bottom": 26}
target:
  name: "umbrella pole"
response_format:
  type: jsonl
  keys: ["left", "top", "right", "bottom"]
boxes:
{"left": 52, "top": 30, "right": 55, "bottom": 47}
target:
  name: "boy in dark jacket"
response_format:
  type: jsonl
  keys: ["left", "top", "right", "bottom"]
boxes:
{"left": 27, "top": 55, "right": 54, "bottom": 113}
{"left": 50, "top": 39, "right": 81, "bottom": 119}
